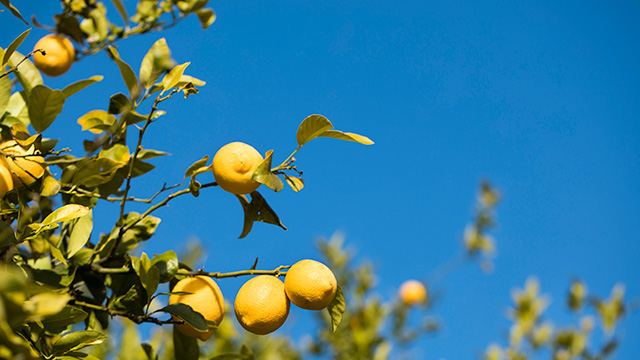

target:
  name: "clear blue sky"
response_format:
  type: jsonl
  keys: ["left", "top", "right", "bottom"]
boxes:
{"left": 3, "top": 0, "right": 639, "bottom": 358}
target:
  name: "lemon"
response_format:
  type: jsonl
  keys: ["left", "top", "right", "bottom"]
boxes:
{"left": 0, "top": 141, "right": 46, "bottom": 187}
{"left": 33, "top": 34, "right": 75, "bottom": 77}
{"left": 0, "top": 162, "right": 14, "bottom": 199}
{"left": 212, "top": 142, "right": 263, "bottom": 195}
{"left": 284, "top": 259, "right": 337, "bottom": 310}
{"left": 398, "top": 280, "right": 427, "bottom": 306}
{"left": 234, "top": 275, "right": 290, "bottom": 335}
{"left": 169, "top": 276, "right": 224, "bottom": 341}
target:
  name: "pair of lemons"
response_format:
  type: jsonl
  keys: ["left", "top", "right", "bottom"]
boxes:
{"left": 169, "top": 259, "right": 337, "bottom": 340}
{"left": 0, "top": 141, "right": 47, "bottom": 198}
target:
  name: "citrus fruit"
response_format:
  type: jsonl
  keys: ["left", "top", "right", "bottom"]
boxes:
{"left": 284, "top": 259, "right": 337, "bottom": 310}
{"left": 169, "top": 276, "right": 224, "bottom": 341}
{"left": 0, "top": 162, "right": 14, "bottom": 199}
{"left": 234, "top": 275, "right": 290, "bottom": 335}
{"left": 33, "top": 34, "right": 75, "bottom": 77}
{"left": 0, "top": 141, "right": 46, "bottom": 187}
{"left": 212, "top": 142, "right": 264, "bottom": 195}
{"left": 398, "top": 280, "right": 427, "bottom": 306}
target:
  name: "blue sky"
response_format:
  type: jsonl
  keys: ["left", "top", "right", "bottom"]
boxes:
{"left": 2, "top": 0, "right": 639, "bottom": 358}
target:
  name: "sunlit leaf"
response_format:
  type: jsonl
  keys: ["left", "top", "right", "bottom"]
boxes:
{"left": 28, "top": 84, "right": 65, "bottom": 133}
{"left": 41, "top": 306, "right": 88, "bottom": 329}
{"left": 23, "top": 292, "right": 72, "bottom": 318}
{"left": 319, "top": 129, "right": 374, "bottom": 145}
{"left": 111, "top": 0, "right": 129, "bottom": 28}
{"left": 150, "top": 250, "right": 179, "bottom": 283}
{"left": 62, "top": 75, "right": 104, "bottom": 98}
{"left": 2, "top": 28, "right": 30, "bottom": 66}
{"left": 9, "top": 51, "right": 43, "bottom": 94}
{"left": 108, "top": 46, "right": 139, "bottom": 100}
{"left": 161, "top": 62, "right": 190, "bottom": 94}
{"left": 0, "top": 0, "right": 28, "bottom": 24}
{"left": 77, "top": 110, "right": 117, "bottom": 134}
{"left": 327, "top": 285, "right": 345, "bottom": 332}
{"left": 67, "top": 210, "right": 93, "bottom": 257}
{"left": 40, "top": 175, "right": 61, "bottom": 197}
{"left": 40, "top": 204, "right": 90, "bottom": 231}
{"left": 51, "top": 330, "right": 107, "bottom": 356}
{"left": 139, "top": 38, "right": 174, "bottom": 89}
{"left": 296, "top": 114, "right": 333, "bottom": 146}
{"left": 137, "top": 149, "right": 170, "bottom": 160}
{"left": 284, "top": 174, "right": 304, "bottom": 192}
{"left": 252, "top": 150, "right": 283, "bottom": 192}
{"left": 184, "top": 155, "right": 209, "bottom": 180}
{"left": 6, "top": 91, "right": 30, "bottom": 125}
{"left": 0, "top": 74, "right": 11, "bottom": 115}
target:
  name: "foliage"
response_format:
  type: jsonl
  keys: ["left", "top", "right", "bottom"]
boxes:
{"left": 0, "top": 2, "right": 632, "bottom": 360}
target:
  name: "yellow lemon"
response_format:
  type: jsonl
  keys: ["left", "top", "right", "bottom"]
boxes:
{"left": 398, "top": 280, "right": 427, "bottom": 306}
{"left": 0, "top": 161, "right": 14, "bottom": 199}
{"left": 234, "top": 275, "right": 290, "bottom": 335}
{"left": 284, "top": 259, "right": 337, "bottom": 310}
{"left": 0, "top": 141, "right": 46, "bottom": 187}
{"left": 212, "top": 142, "right": 263, "bottom": 195}
{"left": 169, "top": 276, "right": 224, "bottom": 341}
{"left": 33, "top": 34, "right": 75, "bottom": 77}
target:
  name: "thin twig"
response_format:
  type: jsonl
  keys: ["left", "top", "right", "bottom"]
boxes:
{"left": 0, "top": 49, "right": 45, "bottom": 79}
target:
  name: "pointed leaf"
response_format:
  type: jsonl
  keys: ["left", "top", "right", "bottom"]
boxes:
{"left": 62, "top": 75, "right": 104, "bottom": 98}
{"left": 195, "top": 8, "right": 216, "bottom": 29}
{"left": 68, "top": 210, "right": 93, "bottom": 257}
{"left": 0, "top": 74, "right": 10, "bottom": 115}
{"left": 0, "top": 0, "right": 27, "bottom": 24}
{"left": 139, "top": 38, "right": 173, "bottom": 89}
{"left": 150, "top": 250, "right": 179, "bottom": 283}
{"left": 161, "top": 303, "right": 207, "bottom": 331}
{"left": 284, "top": 174, "right": 304, "bottom": 192}
{"left": 51, "top": 330, "right": 107, "bottom": 356}
{"left": 108, "top": 46, "right": 139, "bottom": 100}
{"left": 327, "top": 285, "right": 345, "bottom": 332}
{"left": 161, "top": 62, "right": 190, "bottom": 94}
{"left": 111, "top": 0, "right": 129, "bottom": 28}
{"left": 41, "top": 306, "right": 88, "bottom": 329}
{"left": 40, "top": 204, "right": 90, "bottom": 230}
{"left": 6, "top": 91, "right": 30, "bottom": 125}
{"left": 28, "top": 84, "right": 65, "bottom": 133}
{"left": 184, "top": 155, "right": 209, "bottom": 180}
{"left": 108, "top": 92, "right": 131, "bottom": 114}
{"left": 77, "top": 110, "right": 116, "bottom": 134}
{"left": 296, "top": 114, "right": 334, "bottom": 146}
{"left": 41, "top": 174, "right": 61, "bottom": 197}
{"left": 251, "top": 150, "right": 283, "bottom": 192}
{"left": 137, "top": 149, "right": 170, "bottom": 160}
{"left": 2, "top": 28, "right": 30, "bottom": 66}
{"left": 236, "top": 191, "right": 287, "bottom": 239}
{"left": 319, "top": 129, "right": 374, "bottom": 145}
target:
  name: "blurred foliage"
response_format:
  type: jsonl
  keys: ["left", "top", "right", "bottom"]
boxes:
{"left": 0, "top": 2, "right": 633, "bottom": 360}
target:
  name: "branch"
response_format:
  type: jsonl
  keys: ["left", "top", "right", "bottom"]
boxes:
{"left": 0, "top": 49, "right": 45, "bottom": 79}
{"left": 73, "top": 300, "right": 184, "bottom": 326}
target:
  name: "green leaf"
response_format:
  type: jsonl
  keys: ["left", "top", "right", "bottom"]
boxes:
{"left": 40, "top": 204, "right": 90, "bottom": 231}
{"left": 108, "top": 92, "right": 131, "bottom": 114}
{"left": 72, "top": 158, "right": 126, "bottom": 187}
{"left": 195, "top": 8, "right": 216, "bottom": 29}
{"left": 41, "top": 175, "right": 61, "bottom": 197}
{"left": 161, "top": 62, "right": 190, "bottom": 94}
{"left": 2, "top": 28, "right": 30, "bottom": 66}
{"left": 0, "top": 0, "right": 27, "bottom": 24}
{"left": 284, "top": 174, "right": 304, "bottom": 192}
{"left": 236, "top": 191, "right": 287, "bottom": 239}
{"left": 41, "top": 306, "right": 88, "bottom": 329}
{"left": 150, "top": 250, "right": 179, "bottom": 283}
{"left": 137, "top": 149, "right": 170, "bottom": 160}
{"left": 0, "top": 220, "right": 17, "bottom": 249}
{"left": 8, "top": 51, "right": 43, "bottom": 94}
{"left": 99, "top": 143, "right": 130, "bottom": 164}
{"left": 55, "top": 14, "right": 85, "bottom": 44}
{"left": 67, "top": 210, "right": 93, "bottom": 257}
{"left": 319, "top": 129, "right": 374, "bottom": 145}
{"left": 6, "top": 91, "right": 30, "bottom": 125}
{"left": 251, "top": 150, "right": 283, "bottom": 192}
{"left": 111, "top": 0, "right": 129, "bottom": 28}
{"left": 149, "top": 75, "right": 206, "bottom": 95}
{"left": 173, "top": 326, "right": 200, "bottom": 360}
{"left": 184, "top": 155, "right": 210, "bottom": 180}
{"left": 327, "top": 285, "right": 345, "bottom": 332}
{"left": 107, "top": 46, "right": 139, "bottom": 100}
{"left": 210, "top": 354, "right": 253, "bottom": 360}
{"left": 139, "top": 38, "right": 174, "bottom": 89}
{"left": 77, "top": 110, "right": 117, "bottom": 134}
{"left": 28, "top": 84, "right": 65, "bottom": 133}
{"left": 142, "top": 343, "right": 157, "bottom": 360}
{"left": 296, "top": 114, "right": 334, "bottom": 146}
{"left": 62, "top": 76, "right": 104, "bottom": 98}
{"left": 51, "top": 330, "right": 107, "bottom": 356}
{"left": 161, "top": 303, "right": 207, "bottom": 331}
{"left": 132, "top": 253, "right": 160, "bottom": 302}
{"left": 23, "top": 292, "right": 72, "bottom": 318}
{"left": 0, "top": 73, "right": 11, "bottom": 115}
{"left": 123, "top": 110, "right": 148, "bottom": 125}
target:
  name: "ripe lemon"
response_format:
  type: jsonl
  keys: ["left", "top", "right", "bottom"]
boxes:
{"left": 284, "top": 259, "right": 337, "bottom": 310}
{"left": 0, "top": 141, "right": 46, "bottom": 187}
{"left": 33, "top": 34, "right": 75, "bottom": 77}
{"left": 234, "top": 275, "right": 290, "bottom": 335}
{"left": 398, "top": 280, "right": 427, "bottom": 306}
{"left": 169, "top": 276, "right": 224, "bottom": 341}
{"left": 212, "top": 142, "right": 264, "bottom": 195}
{"left": 0, "top": 162, "right": 14, "bottom": 199}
